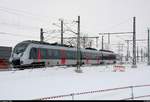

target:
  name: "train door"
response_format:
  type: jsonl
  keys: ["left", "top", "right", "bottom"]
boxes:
{"left": 86, "top": 52, "right": 89, "bottom": 64}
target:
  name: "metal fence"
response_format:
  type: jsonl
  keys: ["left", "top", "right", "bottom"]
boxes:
{"left": 35, "top": 84, "right": 150, "bottom": 100}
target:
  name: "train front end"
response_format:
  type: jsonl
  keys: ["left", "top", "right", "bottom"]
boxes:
{"left": 9, "top": 41, "right": 30, "bottom": 68}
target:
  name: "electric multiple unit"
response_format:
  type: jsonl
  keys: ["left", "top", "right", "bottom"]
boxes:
{"left": 9, "top": 40, "right": 117, "bottom": 69}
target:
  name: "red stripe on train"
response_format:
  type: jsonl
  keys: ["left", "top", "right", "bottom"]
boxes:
{"left": 38, "top": 48, "right": 41, "bottom": 62}
{"left": 61, "top": 49, "right": 66, "bottom": 65}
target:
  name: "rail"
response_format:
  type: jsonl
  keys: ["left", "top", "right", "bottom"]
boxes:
{"left": 35, "top": 84, "right": 150, "bottom": 100}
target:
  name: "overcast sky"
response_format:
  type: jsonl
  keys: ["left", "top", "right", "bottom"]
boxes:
{"left": 0, "top": 0, "right": 150, "bottom": 52}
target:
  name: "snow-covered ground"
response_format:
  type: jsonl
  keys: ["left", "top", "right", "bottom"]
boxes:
{"left": 0, "top": 63, "right": 150, "bottom": 100}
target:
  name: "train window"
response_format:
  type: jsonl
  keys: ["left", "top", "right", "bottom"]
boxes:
{"left": 111, "top": 55, "right": 116, "bottom": 60}
{"left": 97, "top": 55, "right": 100, "bottom": 60}
{"left": 72, "top": 51, "right": 77, "bottom": 59}
{"left": 53, "top": 49, "right": 60, "bottom": 59}
{"left": 66, "top": 50, "right": 74, "bottom": 59}
{"left": 108, "top": 54, "right": 113, "bottom": 60}
{"left": 82, "top": 52, "right": 86, "bottom": 59}
{"left": 95, "top": 53, "right": 98, "bottom": 60}
{"left": 66, "top": 51, "right": 69, "bottom": 59}
{"left": 90, "top": 52, "right": 95, "bottom": 60}
{"left": 74, "top": 51, "right": 77, "bottom": 59}
{"left": 106, "top": 55, "right": 109, "bottom": 60}
{"left": 30, "top": 48, "right": 38, "bottom": 59}
{"left": 109, "top": 55, "right": 113, "bottom": 60}
{"left": 13, "top": 42, "right": 29, "bottom": 54}
{"left": 87, "top": 52, "right": 91, "bottom": 59}
{"left": 102, "top": 54, "right": 107, "bottom": 60}
{"left": 94, "top": 53, "right": 97, "bottom": 60}
{"left": 40, "top": 48, "right": 49, "bottom": 59}
{"left": 47, "top": 49, "right": 52, "bottom": 59}
{"left": 91, "top": 53, "right": 94, "bottom": 60}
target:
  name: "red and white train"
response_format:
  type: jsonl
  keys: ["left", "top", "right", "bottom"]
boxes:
{"left": 9, "top": 40, "right": 117, "bottom": 69}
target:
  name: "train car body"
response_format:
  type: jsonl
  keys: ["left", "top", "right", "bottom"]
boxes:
{"left": 9, "top": 40, "right": 117, "bottom": 68}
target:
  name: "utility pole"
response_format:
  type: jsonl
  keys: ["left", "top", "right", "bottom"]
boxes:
{"left": 137, "top": 46, "right": 139, "bottom": 63}
{"left": 101, "top": 35, "right": 104, "bottom": 50}
{"left": 121, "top": 43, "right": 124, "bottom": 62}
{"left": 96, "top": 37, "right": 98, "bottom": 48}
{"left": 61, "top": 20, "right": 64, "bottom": 45}
{"left": 118, "top": 43, "right": 121, "bottom": 62}
{"left": 40, "top": 28, "right": 44, "bottom": 42}
{"left": 52, "top": 19, "right": 64, "bottom": 45}
{"left": 108, "top": 33, "right": 110, "bottom": 44}
{"left": 117, "top": 43, "right": 124, "bottom": 63}
{"left": 132, "top": 17, "right": 137, "bottom": 68}
{"left": 108, "top": 33, "right": 110, "bottom": 50}
{"left": 144, "top": 48, "right": 147, "bottom": 62}
{"left": 126, "top": 40, "right": 130, "bottom": 62}
{"left": 83, "top": 37, "right": 86, "bottom": 48}
{"left": 89, "top": 41, "right": 92, "bottom": 48}
{"left": 75, "top": 16, "right": 82, "bottom": 73}
{"left": 141, "top": 48, "right": 143, "bottom": 62}
{"left": 148, "top": 28, "right": 150, "bottom": 65}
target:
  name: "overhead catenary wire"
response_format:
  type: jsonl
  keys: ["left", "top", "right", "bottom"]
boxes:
{"left": 0, "top": 21, "right": 41, "bottom": 31}
{"left": 101, "top": 17, "right": 132, "bottom": 32}
{"left": 0, "top": 31, "right": 38, "bottom": 39}
{"left": 0, "top": 6, "right": 50, "bottom": 23}
{"left": 52, "top": 18, "right": 99, "bottom": 47}
{"left": 44, "top": 36, "right": 61, "bottom": 42}
{"left": 0, "top": 6, "right": 52, "bottom": 35}
{"left": 0, "top": 6, "right": 53, "bottom": 42}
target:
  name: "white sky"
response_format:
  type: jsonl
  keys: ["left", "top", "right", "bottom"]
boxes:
{"left": 0, "top": 0, "right": 150, "bottom": 52}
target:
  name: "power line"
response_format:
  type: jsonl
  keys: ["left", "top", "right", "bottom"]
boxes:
{"left": 44, "top": 36, "right": 60, "bottom": 42}
{"left": 0, "top": 6, "right": 50, "bottom": 22}
{"left": 99, "top": 32, "right": 133, "bottom": 35}
{"left": 0, "top": 7, "right": 52, "bottom": 34}
{"left": 125, "top": 39, "right": 147, "bottom": 42}
{"left": 0, "top": 21, "right": 41, "bottom": 30}
{"left": 0, "top": 31, "right": 38, "bottom": 38}
{"left": 101, "top": 17, "right": 132, "bottom": 32}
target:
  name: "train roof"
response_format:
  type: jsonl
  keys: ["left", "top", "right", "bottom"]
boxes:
{"left": 85, "top": 47, "right": 97, "bottom": 51}
{"left": 19, "top": 40, "right": 115, "bottom": 53}
{"left": 20, "top": 40, "right": 74, "bottom": 48}
{"left": 99, "top": 49, "right": 114, "bottom": 53}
